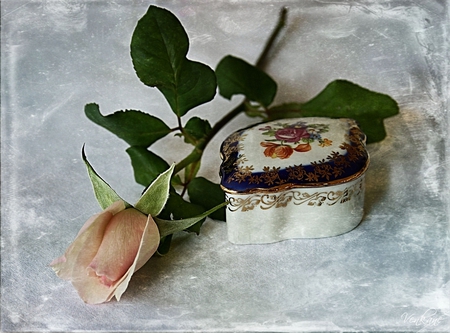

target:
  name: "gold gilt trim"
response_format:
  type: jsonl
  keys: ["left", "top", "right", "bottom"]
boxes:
{"left": 226, "top": 179, "right": 363, "bottom": 212}
{"left": 220, "top": 131, "right": 247, "bottom": 161}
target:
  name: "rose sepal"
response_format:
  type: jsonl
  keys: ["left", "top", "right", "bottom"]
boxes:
{"left": 82, "top": 145, "right": 132, "bottom": 209}
{"left": 134, "top": 163, "right": 175, "bottom": 216}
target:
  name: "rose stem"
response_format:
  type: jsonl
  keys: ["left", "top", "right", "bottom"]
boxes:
{"left": 174, "top": 7, "right": 288, "bottom": 176}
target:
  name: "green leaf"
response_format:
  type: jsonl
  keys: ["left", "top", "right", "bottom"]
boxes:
{"left": 155, "top": 201, "right": 228, "bottom": 238}
{"left": 131, "top": 5, "right": 217, "bottom": 117}
{"left": 187, "top": 177, "right": 226, "bottom": 221}
{"left": 267, "top": 80, "right": 399, "bottom": 143}
{"left": 126, "top": 146, "right": 170, "bottom": 187}
{"left": 216, "top": 55, "right": 277, "bottom": 107}
{"left": 85, "top": 103, "right": 171, "bottom": 147}
{"left": 158, "top": 191, "right": 206, "bottom": 235}
{"left": 134, "top": 163, "right": 174, "bottom": 216}
{"left": 183, "top": 117, "right": 212, "bottom": 145}
{"left": 82, "top": 146, "right": 130, "bottom": 209}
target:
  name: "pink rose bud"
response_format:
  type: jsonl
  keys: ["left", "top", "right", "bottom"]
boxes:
{"left": 50, "top": 200, "right": 160, "bottom": 304}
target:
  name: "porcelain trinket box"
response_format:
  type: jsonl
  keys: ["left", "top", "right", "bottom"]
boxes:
{"left": 219, "top": 117, "right": 370, "bottom": 244}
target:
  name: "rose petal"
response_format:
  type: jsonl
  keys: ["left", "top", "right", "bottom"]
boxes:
{"left": 50, "top": 200, "right": 127, "bottom": 304}
{"left": 133, "top": 215, "right": 160, "bottom": 272}
{"left": 76, "top": 200, "right": 126, "bottom": 237}
{"left": 113, "top": 215, "right": 160, "bottom": 301}
{"left": 87, "top": 208, "right": 148, "bottom": 284}
{"left": 50, "top": 200, "right": 126, "bottom": 274}
{"left": 51, "top": 211, "right": 114, "bottom": 304}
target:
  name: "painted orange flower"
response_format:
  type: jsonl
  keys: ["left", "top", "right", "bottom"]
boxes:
{"left": 294, "top": 143, "right": 312, "bottom": 152}
{"left": 261, "top": 142, "right": 294, "bottom": 159}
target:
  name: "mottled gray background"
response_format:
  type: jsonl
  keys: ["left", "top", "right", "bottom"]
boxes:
{"left": 1, "top": 0, "right": 449, "bottom": 332}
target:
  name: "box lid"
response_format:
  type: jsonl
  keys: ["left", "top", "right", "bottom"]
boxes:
{"left": 220, "top": 117, "right": 369, "bottom": 193}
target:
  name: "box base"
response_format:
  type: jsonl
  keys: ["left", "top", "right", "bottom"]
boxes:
{"left": 225, "top": 178, "right": 365, "bottom": 244}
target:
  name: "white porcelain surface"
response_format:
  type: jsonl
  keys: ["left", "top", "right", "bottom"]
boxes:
{"left": 226, "top": 177, "right": 365, "bottom": 244}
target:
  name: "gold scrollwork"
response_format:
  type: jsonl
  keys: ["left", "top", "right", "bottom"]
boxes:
{"left": 227, "top": 179, "right": 363, "bottom": 212}
{"left": 220, "top": 132, "right": 247, "bottom": 161}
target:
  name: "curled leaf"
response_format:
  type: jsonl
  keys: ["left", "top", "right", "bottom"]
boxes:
{"left": 85, "top": 103, "right": 171, "bottom": 148}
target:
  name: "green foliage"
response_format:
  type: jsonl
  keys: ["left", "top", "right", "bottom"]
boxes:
{"left": 187, "top": 177, "right": 226, "bottom": 221}
{"left": 265, "top": 102, "right": 302, "bottom": 119}
{"left": 85, "top": 104, "right": 171, "bottom": 148}
{"left": 157, "top": 235, "right": 173, "bottom": 255}
{"left": 268, "top": 80, "right": 399, "bottom": 143}
{"left": 158, "top": 191, "right": 206, "bottom": 234}
{"left": 155, "top": 189, "right": 226, "bottom": 252}
{"left": 130, "top": 5, "right": 217, "bottom": 117}
{"left": 183, "top": 117, "right": 212, "bottom": 145}
{"left": 126, "top": 147, "right": 170, "bottom": 187}
{"left": 184, "top": 161, "right": 201, "bottom": 184}
{"left": 216, "top": 55, "right": 277, "bottom": 107}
